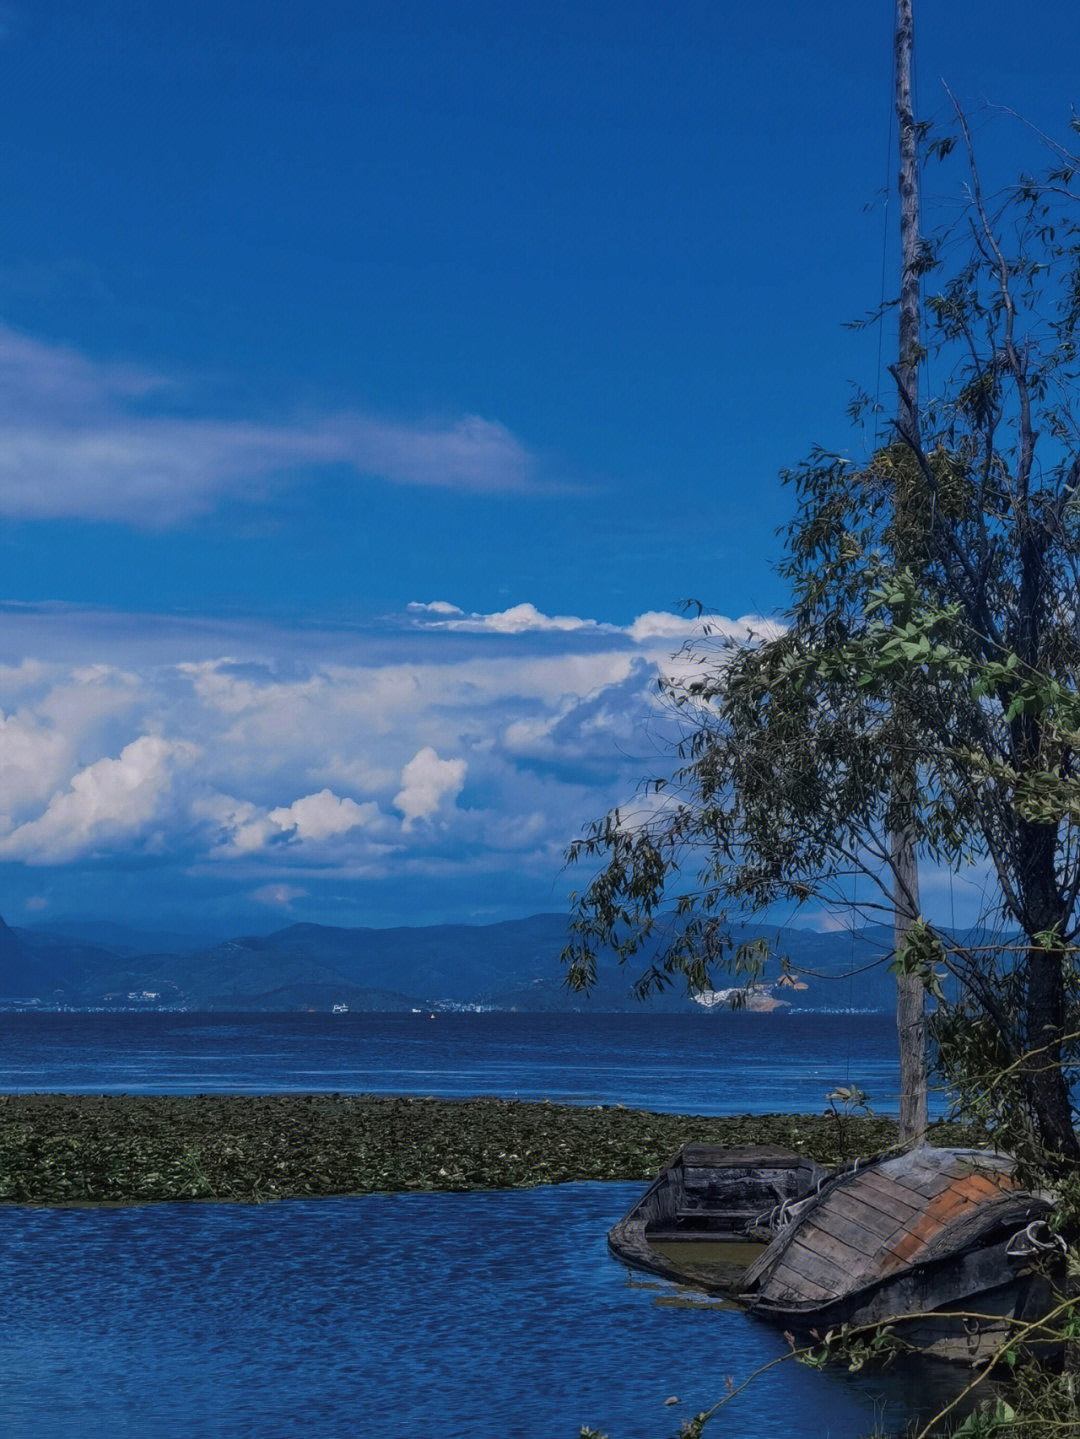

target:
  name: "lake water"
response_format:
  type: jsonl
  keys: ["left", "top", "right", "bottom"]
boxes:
{"left": 2, "top": 1009, "right": 963, "bottom": 1437}
{"left": 0, "top": 1008, "right": 945, "bottom": 1116}
{"left": 2, "top": 1184, "right": 970, "bottom": 1439}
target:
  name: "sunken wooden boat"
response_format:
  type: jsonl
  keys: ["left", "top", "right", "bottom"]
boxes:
{"left": 608, "top": 1144, "right": 830, "bottom": 1294}
{"left": 741, "top": 1146, "right": 1063, "bottom": 1365}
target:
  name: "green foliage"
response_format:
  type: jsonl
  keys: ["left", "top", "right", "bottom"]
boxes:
{"left": 563, "top": 110, "right": 1080, "bottom": 1163}
{"left": 889, "top": 919, "right": 948, "bottom": 1000}
{"left": 0, "top": 1094, "right": 913, "bottom": 1203}
{"left": 824, "top": 1083, "right": 873, "bottom": 1160}
{"left": 799, "top": 1320, "right": 903, "bottom": 1373}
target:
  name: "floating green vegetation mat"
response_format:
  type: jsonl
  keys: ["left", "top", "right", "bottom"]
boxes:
{"left": 0, "top": 1094, "right": 969, "bottom": 1206}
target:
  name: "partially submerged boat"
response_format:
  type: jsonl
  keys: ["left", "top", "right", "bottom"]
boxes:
{"left": 610, "top": 1145, "right": 1063, "bottom": 1364}
{"left": 742, "top": 1146, "right": 1063, "bottom": 1363}
{"left": 607, "top": 1144, "right": 829, "bottom": 1293}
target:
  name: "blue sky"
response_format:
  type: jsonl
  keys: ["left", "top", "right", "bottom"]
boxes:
{"left": 1, "top": 0, "right": 1078, "bottom": 935}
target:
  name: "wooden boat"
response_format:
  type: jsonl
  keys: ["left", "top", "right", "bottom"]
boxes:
{"left": 607, "top": 1144, "right": 830, "bottom": 1294}
{"left": 740, "top": 1146, "right": 1063, "bottom": 1364}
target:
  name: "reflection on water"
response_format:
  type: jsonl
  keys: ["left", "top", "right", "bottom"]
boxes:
{"left": 0, "top": 1183, "right": 978, "bottom": 1439}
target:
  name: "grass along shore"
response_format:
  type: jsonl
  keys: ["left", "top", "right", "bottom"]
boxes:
{"left": 0, "top": 1093, "right": 970, "bottom": 1205}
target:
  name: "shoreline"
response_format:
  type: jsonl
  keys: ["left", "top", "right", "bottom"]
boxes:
{"left": 0, "top": 1093, "right": 968, "bottom": 1206}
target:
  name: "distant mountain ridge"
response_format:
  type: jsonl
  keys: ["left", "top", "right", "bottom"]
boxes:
{"left": 0, "top": 911, "right": 974, "bottom": 1012}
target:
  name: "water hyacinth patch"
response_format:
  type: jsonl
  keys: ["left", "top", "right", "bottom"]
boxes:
{"left": 0, "top": 1094, "right": 967, "bottom": 1206}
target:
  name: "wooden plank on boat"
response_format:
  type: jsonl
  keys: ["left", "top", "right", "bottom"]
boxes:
{"left": 879, "top": 1184, "right": 1002, "bottom": 1271}
{"left": 768, "top": 1257, "right": 833, "bottom": 1302}
{"left": 791, "top": 1225, "right": 890, "bottom": 1291}
{"left": 806, "top": 1200, "right": 891, "bottom": 1261}
{"left": 947, "top": 1171, "right": 1011, "bottom": 1202}
{"left": 823, "top": 1187, "right": 912, "bottom": 1243}
{"left": 680, "top": 1144, "right": 806, "bottom": 1167}
{"left": 889, "top": 1171, "right": 950, "bottom": 1202}
{"left": 781, "top": 1233, "right": 854, "bottom": 1291}
{"left": 847, "top": 1170, "right": 924, "bottom": 1223}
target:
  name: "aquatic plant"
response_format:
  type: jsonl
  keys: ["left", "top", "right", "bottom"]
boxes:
{"left": 0, "top": 1093, "right": 939, "bottom": 1205}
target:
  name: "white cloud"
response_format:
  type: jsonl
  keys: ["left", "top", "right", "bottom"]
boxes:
{"left": 0, "top": 599, "right": 784, "bottom": 914}
{"left": 415, "top": 602, "right": 600, "bottom": 634}
{"left": 0, "top": 734, "right": 199, "bottom": 862}
{"left": 199, "top": 788, "right": 382, "bottom": 855}
{"left": 0, "top": 324, "right": 541, "bottom": 525}
{"left": 407, "top": 600, "right": 783, "bottom": 648}
{"left": 269, "top": 789, "right": 380, "bottom": 842}
{"left": 333, "top": 413, "right": 537, "bottom": 493}
{"left": 626, "top": 611, "right": 708, "bottom": 642}
{"left": 314, "top": 754, "right": 397, "bottom": 794}
{"left": 0, "top": 708, "right": 73, "bottom": 815}
{"left": 394, "top": 747, "right": 467, "bottom": 827}
{"left": 407, "top": 600, "right": 465, "bottom": 616}
{"left": 628, "top": 610, "right": 786, "bottom": 644}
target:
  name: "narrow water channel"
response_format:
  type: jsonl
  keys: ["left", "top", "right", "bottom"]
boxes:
{"left": 0, "top": 1183, "right": 983, "bottom": 1438}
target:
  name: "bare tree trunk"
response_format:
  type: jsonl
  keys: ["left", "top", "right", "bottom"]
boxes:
{"left": 893, "top": 0, "right": 927, "bottom": 1147}
{"left": 894, "top": 824, "right": 928, "bottom": 1144}
{"left": 895, "top": 0, "right": 921, "bottom": 437}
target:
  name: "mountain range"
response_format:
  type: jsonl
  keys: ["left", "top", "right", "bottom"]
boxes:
{"left": 0, "top": 910, "right": 927, "bottom": 1012}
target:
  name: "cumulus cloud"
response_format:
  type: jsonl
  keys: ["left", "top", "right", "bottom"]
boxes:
{"left": 0, "top": 598, "right": 786, "bottom": 923}
{"left": 411, "top": 601, "right": 600, "bottom": 634}
{"left": 407, "top": 600, "right": 783, "bottom": 647}
{"left": 394, "top": 747, "right": 467, "bottom": 827}
{"left": 0, "top": 324, "right": 541, "bottom": 525}
{"left": 626, "top": 611, "right": 712, "bottom": 642}
{"left": 0, "top": 708, "right": 74, "bottom": 814}
{"left": 407, "top": 601, "right": 465, "bottom": 616}
{"left": 200, "top": 788, "right": 382, "bottom": 855}
{"left": 0, "top": 734, "right": 200, "bottom": 862}
{"left": 269, "top": 789, "right": 380, "bottom": 842}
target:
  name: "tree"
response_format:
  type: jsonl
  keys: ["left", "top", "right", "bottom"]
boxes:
{"left": 564, "top": 111, "right": 1080, "bottom": 1170}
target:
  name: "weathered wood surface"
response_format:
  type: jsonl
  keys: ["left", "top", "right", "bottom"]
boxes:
{"left": 607, "top": 1144, "right": 826, "bottom": 1293}
{"left": 741, "top": 1147, "right": 1059, "bottom": 1364}
{"left": 743, "top": 1148, "right": 1034, "bottom": 1302}
{"left": 609, "top": 1143, "right": 1060, "bottom": 1365}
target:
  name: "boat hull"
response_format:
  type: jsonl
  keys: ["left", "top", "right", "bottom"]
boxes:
{"left": 608, "top": 1144, "right": 827, "bottom": 1294}
{"left": 610, "top": 1144, "right": 1062, "bottom": 1365}
{"left": 741, "top": 1147, "right": 1062, "bottom": 1366}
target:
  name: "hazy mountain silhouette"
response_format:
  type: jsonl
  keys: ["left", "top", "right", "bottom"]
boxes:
{"left": 0, "top": 911, "right": 935, "bottom": 1011}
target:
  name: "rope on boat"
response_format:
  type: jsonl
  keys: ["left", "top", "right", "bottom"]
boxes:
{"left": 753, "top": 1195, "right": 808, "bottom": 1233}
{"left": 750, "top": 1157, "right": 871, "bottom": 1235}
{"left": 1005, "top": 1220, "right": 1068, "bottom": 1258}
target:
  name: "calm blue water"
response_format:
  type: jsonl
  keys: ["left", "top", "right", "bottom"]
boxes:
{"left": 0, "top": 1009, "right": 945, "bottom": 1116}
{"left": 1, "top": 1010, "right": 959, "bottom": 1437}
{"left": 1, "top": 1185, "right": 959, "bottom": 1439}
